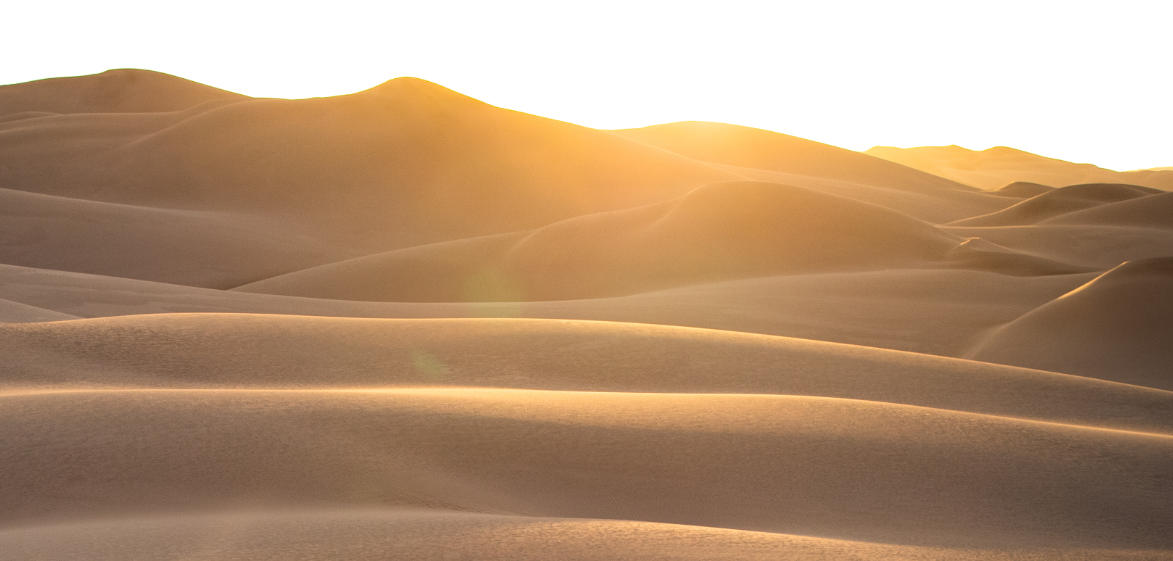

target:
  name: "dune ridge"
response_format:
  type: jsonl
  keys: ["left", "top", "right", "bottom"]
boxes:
{"left": 1, "top": 69, "right": 1170, "bottom": 559}
{"left": 6, "top": 510, "right": 1168, "bottom": 561}
{"left": 4, "top": 314, "right": 1171, "bottom": 432}
{"left": 0, "top": 69, "right": 247, "bottom": 116}
{"left": 234, "top": 181, "right": 1086, "bottom": 302}
{"left": 867, "top": 145, "right": 1173, "bottom": 192}
{"left": 972, "top": 257, "right": 1173, "bottom": 389}
{"left": 3, "top": 388, "right": 1170, "bottom": 549}
{"left": 948, "top": 183, "right": 1161, "bottom": 227}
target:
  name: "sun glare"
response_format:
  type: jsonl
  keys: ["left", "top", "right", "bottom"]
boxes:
{"left": 2, "top": 1, "right": 1169, "bottom": 170}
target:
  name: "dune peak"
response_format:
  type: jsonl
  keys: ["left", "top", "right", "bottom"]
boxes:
{"left": 1, "top": 67, "right": 1171, "bottom": 560}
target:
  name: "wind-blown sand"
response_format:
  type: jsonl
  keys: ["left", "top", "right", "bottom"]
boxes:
{"left": 1, "top": 69, "right": 1170, "bottom": 560}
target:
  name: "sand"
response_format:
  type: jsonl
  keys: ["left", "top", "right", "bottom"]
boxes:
{"left": 867, "top": 145, "right": 1173, "bottom": 192}
{"left": 1, "top": 70, "right": 1170, "bottom": 560}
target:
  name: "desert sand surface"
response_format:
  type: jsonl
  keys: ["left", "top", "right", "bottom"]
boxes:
{"left": 867, "top": 145, "right": 1173, "bottom": 192}
{"left": 1, "top": 69, "right": 1170, "bottom": 560}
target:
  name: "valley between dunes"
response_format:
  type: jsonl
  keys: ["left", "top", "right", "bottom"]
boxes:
{"left": 0, "top": 69, "right": 1170, "bottom": 560}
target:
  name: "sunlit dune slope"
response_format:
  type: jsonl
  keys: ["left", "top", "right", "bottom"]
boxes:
{"left": 0, "top": 264, "right": 1093, "bottom": 358}
{"left": 939, "top": 185, "right": 1173, "bottom": 269}
{"left": 7, "top": 511, "right": 1166, "bottom": 561}
{"left": 943, "top": 222, "right": 1173, "bottom": 269}
{"left": 2, "top": 68, "right": 1172, "bottom": 560}
{"left": 0, "top": 69, "right": 246, "bottom": 116}
{"left": 988, "top": 181, "right": 1055, "bottom": 198}
{"left": 0, "top": 298, "right": 77, "bottom": 323}
{"left": 0, "top": 76, "right": 735, "bottom": 246}
{"left": 1, "top": 387, "right": 1170, "bottom": 550}
{"left": 4, "top": 314, "right": 1170, "bottom": 432}
{"left": 867, "top": 145, "right": 1173, "bottom": 191}
{"left": 973, "top": 257, "right": 1173, "bottom": 389}
{"left": 616, "top": 121, "right": 976, "bottom": 195}
{"left": 1045, "top": 190, "right": 1173, "bottom": 229}
{"left": 617, "top": 122, "right": 1011, "bottom": 223}
{"left": 948, "top": 183, "right": 1161, "bottom": 227}
{"left": 235, "top": 181, "right": 1085, "bottom": 302}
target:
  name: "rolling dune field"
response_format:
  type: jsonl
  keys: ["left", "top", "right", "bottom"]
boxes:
{"left": 0, "top": 69, "right": 1170, "bottom": 560}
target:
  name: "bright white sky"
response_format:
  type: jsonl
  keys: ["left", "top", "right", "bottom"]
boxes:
{"left": 3, "top": 0, "right": 1169, "bottom": 170}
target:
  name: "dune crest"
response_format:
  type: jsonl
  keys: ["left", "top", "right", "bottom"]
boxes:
{"left": 0, "top": 69, "right": 1170, "bottom": 559}
{"left": 867, "top": 145, "right": 1173, "bottom": 192}
{"left": 972, "top": 257, "right": 1173, "bottom": 389}
{"left": 236, "top": 181, "right": 1086, "bottom": 302}
{"left": 947, "top": 183, "right": 1159, "bottom": 227}
{"left": 0, "top": 69, "right": 247, "bottom": 115}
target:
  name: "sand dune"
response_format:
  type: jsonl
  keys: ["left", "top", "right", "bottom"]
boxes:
{"left": 1, "top": 388, "right": 1170, "bottom": 550}
{"left": 617, "top": 122, "right": 1019, "bottom": 224}
{"left": 1045, "top": 190, "right": 1173, "bottom": 229}
{"left": 988, "top": 181, "right": 1056, "bottom": 198}
{"left": 8, "top": 511, "right": 1168, "bottom": 561}
{"left": 0, "top": 298, "right": 77, "bottom": 323}
{"left": 235, "top": 181, "right": 1084, "bottom": 302}
{"left": 947, "top": 183, "right": 1160, "bottom": 227}
{"left": 867, "top": 145, "right": 1173, "bottom": 191}
{"left": 973, "top": 258, "right": 1173, "bottom": 389}
{"left": 0, "top": 264, "right": 1093, "bottom": 357}
{"left": 944, "top": 223, "right": 1173, "bottom": 269}
{"left": 0, "top": 187, "right": 353, "bottom": 287}
{"left": 0, "top": 69, "right": 246, "bottom": 116}
{"left": 236, "top": 180, "right": 970, "bottom": 301}
{"left": 1, "top": 69, "right": 1171, "bottom": 559}
{"left": 5, "top": 314, "right": 1170, "bottom": 432}
{"left": 616, "top": 122, "right": 977, "bottom": 196}
{"left": 0, "top": 77, "right": 735, "bottom": 253}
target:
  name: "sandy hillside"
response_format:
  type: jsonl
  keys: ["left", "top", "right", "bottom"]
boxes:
{"left": 867, "top": 144, "right": 1173, "bottom": 191}
{"left": 1, "top": 70, "right": 1170, "bottom": 560}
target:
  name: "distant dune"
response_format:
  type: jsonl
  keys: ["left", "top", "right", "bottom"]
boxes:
{"left": 1, "top": 70, "right": 1170, "bottom": 560}
{"left": 867, "top": 144, "right": 1173, "bottom": 191}
{"left": 972, "top": 257, "right": 1173, "bottom": 389}
{"left": 0, "top": 68, "right": 246, "bottom": 115}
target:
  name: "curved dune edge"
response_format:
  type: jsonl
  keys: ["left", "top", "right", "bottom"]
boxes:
{"left": 972, "top": 257, "right": 1173, "bottom": 390}
{"left": 946, "top": 183, "right": 1159, "bottom": 227}
{"left": 2, "top": 389, "right": 1170, "bottom": 550}
{"left": 0, "top": 68, "right": 247, "bottom": 115}
{"left": 865, "top": 145, "right": 1173, "bottom": 192}
{"left": 0, "top": 298, "right": 78, "bottom": 323}
{"left": 1, "top": 69, "right": 1170, "bottom": 560}
{"left": 3, "top": 314, "right": 1172, "bottom": 433}
{"left": 0, "top": 263, "right": 1099, "bottom": 361}
{"left": 1, "top": 509, "right": 1167, "bottom": 561}
{"left": 232, "top": 181, "right": 1085, "bottom": 302}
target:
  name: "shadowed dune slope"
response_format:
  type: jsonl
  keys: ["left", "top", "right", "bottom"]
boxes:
{"left": 990, "top": 181, "right": 1055, "bottom": 198}
{"left": 943, "top": 223, "right": 1173, "bottom": 269}
{"left": 235, "top": 181, "right": 1086, "bottom": 302}
{"left": 947, "top": 183, "right": 1159, "bottom": 227}
{"left": 973, "top": 258, "right": 1173, "bottom": 390}
{"left": 0, "top": 264, "right": 1093, "bottom": 358}
{"left": 0, "top": 187, "right": 354, "bottom": 288}
{"left": 3, "top": 69, "right": 1173, "bottom": 559}
{"left": 1044, "top": 190, "right": 1173, "bottom": 229}
{"left": 0, "top": 299, "right": 78, "bottom": 323}
{"left": 867, "top": 145, "right": 1173, "bottom": 191}
{"left": 0, "top": 69, "right": 247, "bottom": 115}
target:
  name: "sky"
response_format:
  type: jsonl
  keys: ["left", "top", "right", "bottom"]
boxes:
{"left": 2, "top": 0, "right": 1169, "bottom": 171}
